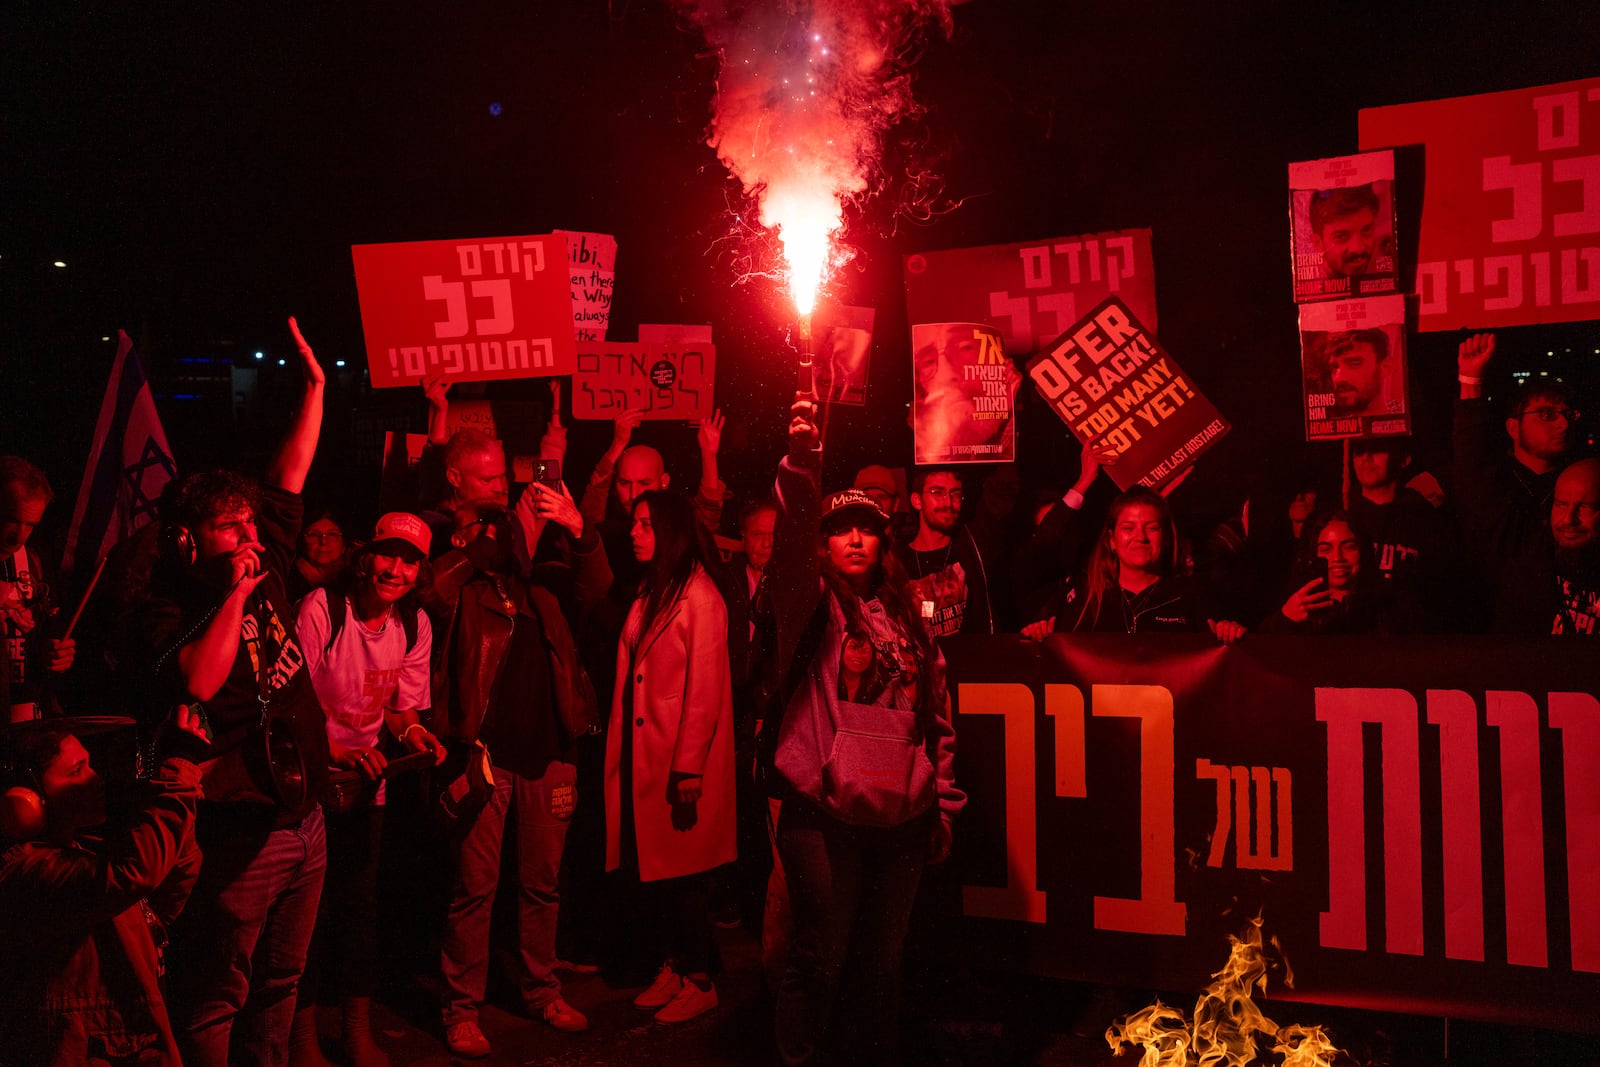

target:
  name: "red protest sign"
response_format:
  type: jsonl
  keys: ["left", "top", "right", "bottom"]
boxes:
{"left": 1359, "top": 76, "right": 1600, "bottom": 331}
{"left": 351, "top": 234, "right": 577, "bottom": 388}
{"left": 1026, "top": 297, "right": 1229, "bottom": 491}
{"left": 903, "top": 229, "right": 1157, "bottom": 361}
{"left": 571, "top": 344, "right": 716, "bottom": 421}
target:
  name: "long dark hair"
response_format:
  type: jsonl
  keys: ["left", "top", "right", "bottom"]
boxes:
{"left": 633, "top": 489, "right": 712, "bottom": 638}
{"left": 1078, "top": 487, "right": 1179, "bottom": 629}
{"left": 817, "top": 522, "right": 940, "bottom": 738}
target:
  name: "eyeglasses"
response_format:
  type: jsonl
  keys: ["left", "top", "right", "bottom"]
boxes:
{"left": 1521, "top": 406, "right": 1579, "bottom": 423}
{"left": 923, "top": 487, "right": 964, "bottom": 501}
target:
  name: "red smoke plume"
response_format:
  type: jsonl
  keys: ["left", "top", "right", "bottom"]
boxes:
{"left": 676, "top": 0, "right": 952, "bottom": 316}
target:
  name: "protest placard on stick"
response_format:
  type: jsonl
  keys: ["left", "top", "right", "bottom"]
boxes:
{"left": 911, "top": 322, "right": 1017, "bottom": 465}
{"left": 1289, "top": 151, "right": 1399, "bottom": 303}
{"left": 351, "top": 233, "right": 577, "bottom": 388}
{"left": 1299, "top": 295, "right": 1410, "bottom": 441}
{"left": 571, "top": 343, "right": 716, "bottom": 421}
{"left": 1026, "top": 297, "right": 1229, "bottom": 491}
{"left": 553, "top": 230, "right": 616, "bottom": 343}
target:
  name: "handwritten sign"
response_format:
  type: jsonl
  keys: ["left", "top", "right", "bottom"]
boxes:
{"left": 1360, "top": 76, "right": 1600, "bottom": 331}
{"left": 904, "top": 229, "right": 1157, "bottom": 361}
{"left": 554, "top": 230, "right": 616, "bottom": 342}
{"left": 1026, "top": 297, "right": 1229, "bottom": 491}
{"left": 351, "top": 233, "right": 576, "bottom": 388}
{"left": 1299, "top": 295, "right": 1410, "bottom": 441}
{"left": 571, "top": 344, "right": 716, "bottom": 421}
{"left": 1289, "top": 150, "right": 1399, "bottom": 303}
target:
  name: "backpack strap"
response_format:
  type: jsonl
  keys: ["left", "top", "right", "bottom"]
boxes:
{"left": 400, "top": 603, "right": 419, "bottom": 654}
{"left": 325, "top": 592, "right": 348, "bottom": 657}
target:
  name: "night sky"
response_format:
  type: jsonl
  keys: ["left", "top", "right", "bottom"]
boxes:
{"left": 6, "top": 1, "right": 1598, "bottom": 546}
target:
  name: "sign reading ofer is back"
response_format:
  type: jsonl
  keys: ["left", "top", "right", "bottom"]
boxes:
{"left": 1025, "top": 296, "right": 1229, "bottom": 492}
{"left": 924, "top": 634, "right": 1599, "bottom": 1033}
{"left": 351, "top": 233, "right": 577, "bottom": 388}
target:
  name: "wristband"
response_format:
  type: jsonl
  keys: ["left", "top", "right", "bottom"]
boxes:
{"left": 1458, "top": 374, "right": 1483, "bottom": 385}
{"left": 398, "top": 722, "right": 426, "bottom": 746}
{"left": 1063, "top": 488, "right": 1086, "bottom": 510}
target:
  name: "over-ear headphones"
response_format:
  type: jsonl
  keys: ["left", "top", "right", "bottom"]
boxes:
{"left": 0, "top": 766, "right": 45, "bottom": 843}
{"left": 160, "top": 522, "right": 197, "bottom": 567}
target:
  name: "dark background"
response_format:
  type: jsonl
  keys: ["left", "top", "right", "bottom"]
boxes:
{"left": 5, "top": 0, "right": 1598, "bottom": 564}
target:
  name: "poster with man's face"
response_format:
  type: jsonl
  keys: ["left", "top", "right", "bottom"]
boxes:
{"left": 811, "top": 303, "right": 874, "bottom": 406}
{"left": 910, "top": 322, "right": 1018, "bottom": 465}
{"left": 1289, "top": 151, "right": 1399, "bottom": 303}
{"left": 1299, "top": 295, "right": 1410, "bottom": 441}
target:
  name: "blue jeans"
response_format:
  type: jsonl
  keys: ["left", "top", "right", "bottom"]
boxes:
{"left": 441, "top": 760, "right": 577, "bottom": 1026}
{"left": 171, "top": 805, "right": 328, "bottom": 1067}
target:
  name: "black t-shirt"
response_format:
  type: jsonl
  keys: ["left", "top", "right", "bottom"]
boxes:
{"left": 134, "top": 486, "right": 329, "bottom": 819}
{"left": 892, "top": 528, "right": 993, "bottom": 638}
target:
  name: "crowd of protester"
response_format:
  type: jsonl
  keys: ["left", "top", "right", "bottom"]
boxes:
{"left": 1, "top": 324, "right": 1595, "bottom": 1066}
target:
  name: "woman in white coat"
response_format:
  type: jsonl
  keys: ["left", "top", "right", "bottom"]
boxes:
{"left": 605, "top": 488, "right": 735, "bottom": 1024}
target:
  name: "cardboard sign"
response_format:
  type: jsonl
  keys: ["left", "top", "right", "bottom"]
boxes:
{"left": 554, "top": 230, "right": 616, "bottom": 343}
{"left": 571, "top": 344, "right": 716, "bottom": 421}
{"left": 1026, "top": 297, "right": 1229, "bottom": 491}
{"left": 903, "top": 229, "right": 1157, "bottom": 361}
{"left": 812, "top": 303, "right": 875, "bottom": 406}
{"left": 351, "top": 233, "right": 577, "bottom": 388}
{"left": 1298, "top": 295, "right": 1410, "bottom": 441}
{"left": 1359, "top": 76, "right": 1600, "bottom": 331}
{"left": 911, "top": 322, "right": 1018, "bottom": 465}
{"left": 1289, "top": 151, "right": 1400, "bottom": 302}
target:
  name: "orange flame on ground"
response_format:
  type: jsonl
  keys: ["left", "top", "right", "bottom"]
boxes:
{"left": 676, "top": 0, "right": 952, "bottom": 316}
{"left": 1105, "top": 916, "right": 1345, "bottom": 1067}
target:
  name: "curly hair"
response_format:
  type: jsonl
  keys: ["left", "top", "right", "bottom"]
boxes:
{"left": 169, "top": 469, "right": 261, "bottom": 529}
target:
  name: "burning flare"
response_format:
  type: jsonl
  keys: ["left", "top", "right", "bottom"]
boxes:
{"left": 676, "top": 0, "right": 952, "bottom": 316}
{"left": 1105, "top": 915, "right": 1345, "bottom": 1067}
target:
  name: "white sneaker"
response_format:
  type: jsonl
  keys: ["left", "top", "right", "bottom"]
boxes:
{"left": 633, "top": 962, "right": 683, "bottom": 1010}
{"left": 654, "top": 979, "right": 718, "bottom": 1023}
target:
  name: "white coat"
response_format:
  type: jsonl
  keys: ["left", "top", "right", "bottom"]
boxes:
{"left": 604, "top": 568, "right": 736, "bottom": 881}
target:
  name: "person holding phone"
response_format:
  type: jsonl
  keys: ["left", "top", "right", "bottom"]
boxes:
{"left": 1262, "top": 509, "right": 1421, "bottom": 635}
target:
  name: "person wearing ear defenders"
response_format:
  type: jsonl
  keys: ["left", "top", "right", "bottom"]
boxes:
{"left": 0, "top": 715, "right": 205, "bottom": 1066}
{"left": 119, "top": 317, "right": 331, "bottom": 1067}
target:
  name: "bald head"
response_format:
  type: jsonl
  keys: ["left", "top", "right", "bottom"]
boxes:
{"left": 1552, "top": 458, "right": 1600, "bottom": 552}
{"left": 616, "top": 445, "right": 669, "bottom": 512}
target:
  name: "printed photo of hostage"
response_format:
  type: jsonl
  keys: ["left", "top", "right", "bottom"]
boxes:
{"left": 910, "top": 322, "right": 1018, "bottom": 465}
{"left": 1289, "top": 151, "right": 1399, "bottom": 302}
{"left": 1299, "top": 295, "right": 1410, "bottom": 441}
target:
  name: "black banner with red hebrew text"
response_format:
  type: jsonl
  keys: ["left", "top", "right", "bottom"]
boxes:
{"left": 927, "top": 635, "right": 1598, "bottom": 1033}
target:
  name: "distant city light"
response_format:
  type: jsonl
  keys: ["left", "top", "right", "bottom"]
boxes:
{"left": 489, "top": 101, "right": 503, "bottom": 116}
{"left": 101, "top": 335, "right": 110, "bottom": 342}
{"left": 335, "top": 359, "right": 346, "bottom": 367}
{"left": 52, "top": 260, "right": 67, "bottom": 268}
{"left": 255, "top": 351, "right": 265, "bottom": 360}
{"left": 277, "top": 359, "right": 287, "bottom": 366}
